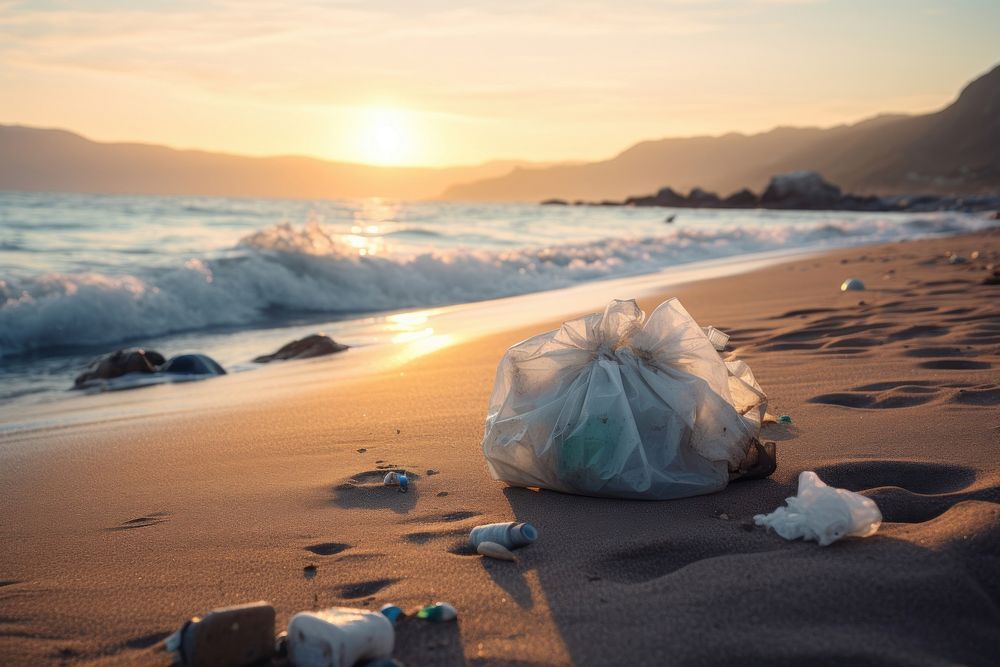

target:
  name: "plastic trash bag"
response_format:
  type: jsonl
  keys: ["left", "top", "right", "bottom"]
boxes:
{"left": 482, "top": 298, "right": 767, "bottom": 499}
{"left": 754, "top": 470, "right": 882, "bottom": 546}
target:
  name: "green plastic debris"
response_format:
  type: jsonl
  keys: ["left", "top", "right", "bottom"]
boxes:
{"left": 416, "top": 602, "right": 457, "bottom": 622}
{"left": 777, "top": 415, "right": 792, "bottom": 424}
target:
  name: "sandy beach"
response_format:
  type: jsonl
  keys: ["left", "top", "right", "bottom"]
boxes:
{"left": 2, "top": 229, "right": 999, "bottom": 666}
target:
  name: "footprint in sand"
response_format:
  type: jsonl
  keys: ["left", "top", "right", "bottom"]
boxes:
{"left": 335, "top": 578, "right": 399, "bottom": 599}
{"left": 812, "top": 460, "right": 1000, "bottom": 524}
{"left": 404, "top": 527, "right": 468, "bottom": 545}
{"left": 402, "top": 512, "right": 482, "bottom": 555}
{"left": 305, "top": 542, "right": 351, "bottom": 556}
{"left": 951, "top": 386, "right": 1000, "bottom": 406}
{"left": 918, "top": 359, "right": 992, "bottom": 370}
{"left": 331, "top": 469, "right": 421, "bottom": 511}
{"left": 403, "top": 526, "right": 479, "bottom": 555}
{"left": 591, "top": 534, "right": 788, "bottom": 584}
{"left": 407, "top": 510, "right": 481, "bottom": 524}
{"left": 107, "top": 512, "right": 171, "bottom": 531}
{"left": 902, "top": 346, "right": 973, "bottom": 358}
{"left": 809, "top": 379, "right": 977, "bottom": 409}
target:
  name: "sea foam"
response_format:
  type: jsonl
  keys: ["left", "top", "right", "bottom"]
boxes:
{"left": 0, "top": 214, "right": 988, "bottom": 357}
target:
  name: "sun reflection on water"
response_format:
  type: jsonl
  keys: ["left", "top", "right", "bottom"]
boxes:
{"left": 384, "top": 309, "right": 457, "bottom": 362}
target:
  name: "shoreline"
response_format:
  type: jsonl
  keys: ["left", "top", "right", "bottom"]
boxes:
{"left": 1, "top": 230, "right": 999, "bottom": 665}
{"left": 0, "top": 245, "right": 822, "bottom": 434}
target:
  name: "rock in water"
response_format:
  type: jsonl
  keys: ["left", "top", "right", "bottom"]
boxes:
{"left": 759, "top": 171, "right": 842, "bottom": 210}
{"left": 162, "top": 354, "right": 226, "bottom": 376}
{"left": 253, "top": 334, "right": 348, "bottom": 363}
{"left": 73, "top": 348, "right": 165, "bottom": 388}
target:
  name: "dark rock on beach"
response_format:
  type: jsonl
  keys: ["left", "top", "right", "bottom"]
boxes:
{"left": 162, "top": 354, "right": 226, "bottom": 376}
{"left": 73, "top": 348, "right": 165, "bottom": 388}
{"left": 253, "top": 334, "right": 349, "bottom": 363}
{"left": 73, "top": 349, "right": 226, "bottom": 389}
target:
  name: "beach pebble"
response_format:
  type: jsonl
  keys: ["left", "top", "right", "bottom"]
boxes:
{"left": 840, "top": 278, "right": 865, "bottom": 291}
{"left": 477, "top": 541, "right": 517, "bottom": 562}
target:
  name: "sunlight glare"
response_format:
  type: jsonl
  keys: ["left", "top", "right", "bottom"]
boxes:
{"left": 359, "top": 108, "right": 414, "bottom": 165}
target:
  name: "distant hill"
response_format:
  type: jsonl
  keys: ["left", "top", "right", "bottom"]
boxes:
{"left": 4, "top": 63, "right": 998, "bottom": 202}
{"left": 443, "top": 63, "right": 1000, "bottom": 201}
{"left": 0, "top": 125, "right": 554, "bottom": 200}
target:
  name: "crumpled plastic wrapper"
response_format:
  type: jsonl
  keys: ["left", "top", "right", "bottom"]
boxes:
{"left": 754, "top": 470, "right": 882, "bottom": 546}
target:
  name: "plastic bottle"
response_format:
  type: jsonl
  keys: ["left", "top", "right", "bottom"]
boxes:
{"left": 168, "top": 601, "right": 275, "bottom": 667}
{"left": 286, "top": 607, "right": 394, "bottom": 667}
{"left": 469, "top": 522, "right": 538, "bottom": 550}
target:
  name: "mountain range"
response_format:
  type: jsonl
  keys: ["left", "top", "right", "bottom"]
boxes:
{"left": 0, "top": 126, "right": 557, "bottom": 201}
{"left": 2, "top": 63, "right": 997, "bottom": 202}
{"left": 444, "top": 63, "right": 1000, "bottom": 201}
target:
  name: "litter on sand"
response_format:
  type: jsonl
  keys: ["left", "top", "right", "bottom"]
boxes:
{"left": 379, "top": 604, "right": 404, "bottom": 625}
{"left": 287, "top": 607, "right": 395, "bottom": 667}
{"left": 382, "top": 471, "right": 409, "bottom": 492}
{"left": 477, "top": 541, "right": 517, "bottom": 561}
{"left": 840, "top": 278, "right": 865, "bottom": 291}
{"left": 469, "top": 521, "right": 537, "bottom": 550}
{"left": 753, "top": 470, "right": 882, "bottom": 546}
{"left": 165, "top": 601, "right": 276, "bottom": 667}
{"left": 167, "top": 601, "right": 446, "bottom": 666}
{"left": 416, "top": 602, "right": 458, "bottom": 622}
{"left": 482, "top": 298, "right": 768, "bottom": 500}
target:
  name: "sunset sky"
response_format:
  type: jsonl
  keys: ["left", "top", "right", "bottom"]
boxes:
{"left": 1, "top": 0, "right": 997, "bottom": 167}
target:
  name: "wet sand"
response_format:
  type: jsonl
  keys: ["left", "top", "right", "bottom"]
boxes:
{"left": 1, "top": 230, "right": 999, "bottom": 666}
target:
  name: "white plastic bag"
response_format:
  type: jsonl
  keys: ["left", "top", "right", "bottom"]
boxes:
{"left": 482, "top": 298, "right": 767, "bottom": 499}
{"left": 754, "top": 471, "right": 882, "bottom": 546}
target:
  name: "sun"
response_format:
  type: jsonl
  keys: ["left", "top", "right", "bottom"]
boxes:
{"left": 358, "top": 108, "right": 415, "bottom": 166}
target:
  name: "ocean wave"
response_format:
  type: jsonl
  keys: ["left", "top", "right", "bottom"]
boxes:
{"left": 0, "top": 214, "right": 990, "bottom": 357}
{"left": 383, "top": 227, "right": 445, "bottom": 238}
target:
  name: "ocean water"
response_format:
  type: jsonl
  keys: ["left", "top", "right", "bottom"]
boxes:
{"left": 0, "top": 190, "right": 992, "bottom": 407}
